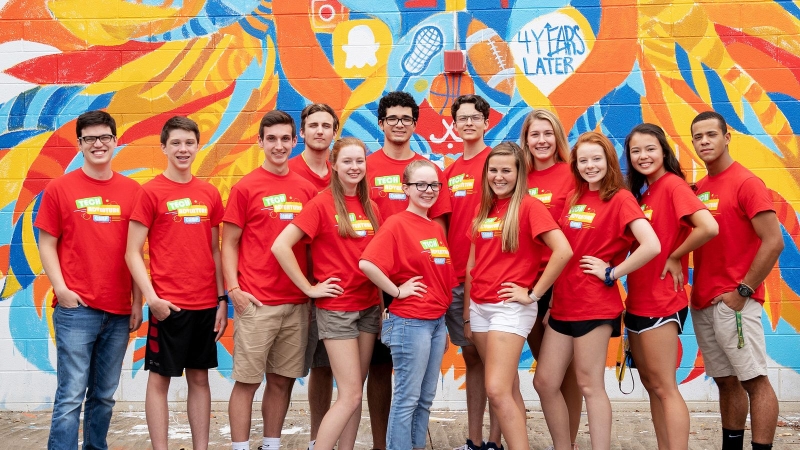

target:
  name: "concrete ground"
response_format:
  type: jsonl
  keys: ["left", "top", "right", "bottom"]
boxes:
{"left": 2, "top": 404, "right": 799, "bottom": 449}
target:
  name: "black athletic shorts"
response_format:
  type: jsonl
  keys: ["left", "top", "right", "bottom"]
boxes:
{"left": 624, "top": 307, "right": 688, "bottom": 334}
{"left": 548, "top": 314, "right": 623, "bottom": 338}
{"left": 536, "top": 287, "right": 553, "bottom": 318}
{"left": 145, "top": 307, "right": 218, "bottom": 377}
{"left": 370, "top": 292, "right": 393, "bottom": 366}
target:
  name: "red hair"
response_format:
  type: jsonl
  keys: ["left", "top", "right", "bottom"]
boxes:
{"left": 569, "top": 132, "right": 626, "bottom": 206}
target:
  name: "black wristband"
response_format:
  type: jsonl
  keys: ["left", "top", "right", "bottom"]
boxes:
{"left": 217, "top": 294, "right": 229, "bottom": 303}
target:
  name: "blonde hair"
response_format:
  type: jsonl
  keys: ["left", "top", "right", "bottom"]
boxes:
{"left": 402, "top": 159, "right": 438, "bottom": 183}
{"left": 330, "top": 137, "right": 380, "bottom": 237}
{"left": 471, "top": 142, "right": 529, "bottom": 252}
{"left": 519, "top": 109, "right": 569, "bottom": 169}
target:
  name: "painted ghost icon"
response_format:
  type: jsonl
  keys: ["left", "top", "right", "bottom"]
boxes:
{"left": 342, "top": 25, "right": 380, "bottom": 68}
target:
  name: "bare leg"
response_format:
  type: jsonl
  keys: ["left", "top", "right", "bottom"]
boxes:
{"left": 315, "top": 333, "right": 375, "bottom": 450}
{"left": 534, "top": 327, "right": 574, "bottom": 450}
{"left": 573, "top": 326, "right": 613, "bottom": 450}
{"left": 367, "top": 360, "right": 392, "bottom": 450}
{"left": 462, "top": 344, "right": 488, "bottom": 445}
{"left": 309, "top": 366, "right": 333, "bottom": 440}
{"left": 145, "top": 372, "right": 172, "bottom": 450}
{"left": 629, "top": 323, "right": 689, "bottom": 450}
{"left": 740, "top": 375, "right": 778, "bottom": 445}
{"left": 264, "top": 374, "right": 295, "bottom": 438}
{"left": 229, "top": 381, "right": 261, "bottom": 443}
{"left": 473, "top": 331, "right": 529, "bottom": 450}
{"left": 185, "top": 369, "right": 211, "bottom": 450}
{"left": 715, "top": 376, "right": 749, "bottom": 431}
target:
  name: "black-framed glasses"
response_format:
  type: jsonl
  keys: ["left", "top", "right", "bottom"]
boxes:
{"left": 455, "top": 114, "right": 484, "bottom": 124}
{"left": 383, "top": 116, "right": 415, "bottom": 126}
{"left": 79, "top": 135, "right": 115, "bottom": 145}
{"left": 404, "top": 182, "right": 442, "bottom": 192}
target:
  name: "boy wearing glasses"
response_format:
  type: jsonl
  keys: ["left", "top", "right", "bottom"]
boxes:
{"left": 442, "top": 95, "right": 502, "bottom": 450}
{"left": 36, "top": 110, "right": 143, "bottom": 450}
{"left": 125, "top": 116, "right": 227, "bottom": 450}
{"left": 223, "top": 111, "right": 317, "bottom": 450}
{"left": 365, "top": 90, "right": 452, "bottom": 450}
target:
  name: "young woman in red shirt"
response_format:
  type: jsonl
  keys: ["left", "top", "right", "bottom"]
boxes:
{"left": 534, "top": 132, "right": 660, "bottom": 450}
{"left": 521, "top": 109, "right": 582, "bottom": 449}
{"left": 360, "top": 159, "right": 456, "bottom": 450}
{"left": 465, "top": 142, "right": 572, "bottom": 450}
{"left": 272, "top": 137, "right": 382, "bottom": 450}
{"left": 624, "top": 123, "right": 718, "bottom": 450}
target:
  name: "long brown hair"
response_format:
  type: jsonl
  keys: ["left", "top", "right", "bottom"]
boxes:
{"left": 568, "top": 132, "right": 626, "bottom": 206}
{"left": 519, "top": 109, "right": 569, "bottom": 169}
{"left": 330, "top": 137, "right": 380, "bottom": 237}
{"left": 471, "top": 142, "right": 529, "bottom": 252}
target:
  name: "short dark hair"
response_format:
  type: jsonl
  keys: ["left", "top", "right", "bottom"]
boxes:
{"left": 76, "top": 110, "right": 116, "bottom": 138}
{"left": 450, "top": 94, "right": 490, "bottom": 121}
{"left": 378, "top": 91, "right": 419, "bottom": 121}
{"left": 301, "top": 103, "right": 339, "bottom": 132}
{"left": 160, "top": 116, "right": 200, "bottom": 145}
{"left": 691, "top": 111, "right": 728, "bottom": 135}
{"left": 259, "top": 110, "right": 295, "bottom": 139}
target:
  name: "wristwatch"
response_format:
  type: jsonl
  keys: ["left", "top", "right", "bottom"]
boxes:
{"left": 217, "top": 294, "right": 229, "bottom": 304}
{"left": 737, "top": 282, "right": 754, "bottom": 298}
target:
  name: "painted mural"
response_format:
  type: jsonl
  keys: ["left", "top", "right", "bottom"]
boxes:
{"left": 1, "top": 0, "right": 800, "bottom": 409}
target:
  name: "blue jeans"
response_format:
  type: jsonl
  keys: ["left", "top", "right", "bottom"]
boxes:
{"left": 382, "top": 313, "right": 447, "bottom": 450}
{"left": 48, "top": 304, "right": 130, "bottom": 450}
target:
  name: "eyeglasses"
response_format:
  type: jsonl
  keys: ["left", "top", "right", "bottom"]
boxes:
{"left": 79, "top": 135, "right": 115, "bottom": 145}
{"left": 383, "top": 116, "right": 415, "bottom": 126}
{"left": 404, "top": 182, "right": 442, "bottom": 192}
{"left": 455, "top": 114, "right": 485, "bottom": 124}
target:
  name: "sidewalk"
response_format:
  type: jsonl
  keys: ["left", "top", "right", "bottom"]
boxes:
{"left": 2, "top": 405, "right": 799, "bottom": 449}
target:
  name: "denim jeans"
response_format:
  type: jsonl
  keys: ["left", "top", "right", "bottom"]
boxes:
{"left": 382, "top": 313, "right": 447, "bottom": 450}
{"left": 48, "top": 304, "right": 130, "bottom": 450}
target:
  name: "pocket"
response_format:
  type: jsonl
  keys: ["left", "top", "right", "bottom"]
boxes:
{"left": 381, "top": 316, "right": 393, "bottom": 347}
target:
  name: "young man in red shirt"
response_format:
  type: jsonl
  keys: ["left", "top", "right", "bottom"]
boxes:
{"left": 690, "top": 111, "right": 783, "bottom": 450}
{"left": 442, "top": 95, "right": 503, "bottom": 450}
{"left": 36, "top": 110, "right": 143, "bottom": 450}
{"left": 126, "top": 116, "right": 227, "bottom": 450}
{"left": 289, "top": 103, "right": 339, "bottom": 450}
{"left": 224, "top": 110, "right": 317, "bottom": 450}
{"left": 365, "top": 91, "right": 452, "bottom": 449}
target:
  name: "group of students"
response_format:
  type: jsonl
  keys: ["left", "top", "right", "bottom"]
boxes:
{"left": 37, "top": 90, "right": 782, "bottom": 450}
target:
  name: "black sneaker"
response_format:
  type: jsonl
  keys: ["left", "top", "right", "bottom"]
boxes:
{"left": 453, "top": 439, "right": 483, "bottom": 450}
{"left": 484, "top": 441, "right": 504, "bottom": 450}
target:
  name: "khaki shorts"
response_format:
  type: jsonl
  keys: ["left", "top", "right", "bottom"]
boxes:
{"left": 691, "top": 298, "right": 768, "bottom": 381}
{"left": 232, "top": 302, "right": 309, "bottom": 383}
{"left": 316, "top": 306, "right": 380, "bottom": 340}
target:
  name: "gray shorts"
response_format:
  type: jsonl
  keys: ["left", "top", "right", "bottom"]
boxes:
{"left": 303, "top": 304, "right": 331, "bottom": 375}
{"left": 316, "top": 305, "right": 381, "bottom": 340}
{"left": 445, "top": 283, "right": 472, "bottom": 347}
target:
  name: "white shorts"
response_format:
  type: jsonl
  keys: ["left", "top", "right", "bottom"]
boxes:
{"left": 469, "top": 300, "right": 538, "bottom": 338}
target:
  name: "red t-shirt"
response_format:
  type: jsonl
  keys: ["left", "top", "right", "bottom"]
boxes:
{"left": 130, "top": 174, "right": 224, "bottom": 310}
{"left": 444, "top": 146, "right": 491, "bottom": 282}
{"left": 361, "top": 211, "right": 456, "bottom": 319}
{"left": 288, "top": 154, "right": 331, "bottom": 193}
{"left": 469, "top": 196, "right": 558, "bottom": 304}
{"left": 527, "top": 162, "right": 573, "bottom": 280}
{"left": 692, "top": 162, "right": 774, "bottom": 309}
{"left": 626, "top": 173, "right": 706, "bottom": 316}
{"left": 291, "top": 189, "right": 382, "bottom": 311}
{"left": 34, "top": 169, "right": 142, "bottom": 314}
{"left": 366, "top": 150, "right": 451, "bottom": 220}
{"left": 552, "top": 189, "right": 645, "bottom": 320}
{"left": 223, "top": 167, "right": 317, "bottom": 305}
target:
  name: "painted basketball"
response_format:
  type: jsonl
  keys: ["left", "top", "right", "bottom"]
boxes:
{"left": 428, "top": 72, "right": 475, "bottom": 114}
{"left": 465, "top": 19, "right": 515, "bottom": 97}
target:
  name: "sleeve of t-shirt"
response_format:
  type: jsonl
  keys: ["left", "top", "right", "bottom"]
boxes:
{"left": 209, "top": 188, "right": 224, "bottom": 227}
{"left": 671, "top": 181, "right": 706, "bottom": 221}
{"left": 738, "top": 176, "right": 774, "bottom": 219}
{"left": 130, "top": 188, "right": 156, "bottom": 228}
{"left": 527, "top": 197, "right": 559, "bottom": 238}
{"left": 360, "top": 221, "right": 398, "bottom": 277}
{"left": 292, "top": 196, "right": 324, "bottom": 239}
{"left": 222, "top": 184, "right": 247, "bottom": 228}
{"left": 617, "top": 190, "right": 647, "bottom": 233}
{"left": 34, "top": 184, "right": 62, "bottom": 237}
{"left": 429, "top": 165, "right": 453, "bottom": 219}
